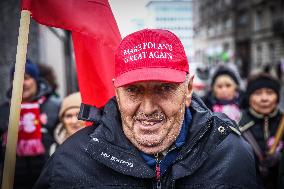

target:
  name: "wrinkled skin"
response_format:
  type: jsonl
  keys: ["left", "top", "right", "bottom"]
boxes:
{"left": 249, "top": 88, "right": 278, "bottom": 115}
{"left": 62, "top": 107, "right": 85, "bottom": 136}
{"left": 213, "top": 75, "right": 238, "bottom": 101}
{"left": 115, "top": 77, "right": 193, "bottom": 154}
{"left": 22, "top": 74, "right": 37, "bottom": 102}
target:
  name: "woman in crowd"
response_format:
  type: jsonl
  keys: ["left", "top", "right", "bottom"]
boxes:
{"left": 239, "top": 73, "right": 283, "bottom": 189}
{"left": 0, "top": 60, "right": 61, "bottom": 189}
{"left": 202, "top": 66, "right": 244, "bottom": 123}
{"left": 49, "top": 92, "right": 85, "bottom": 155}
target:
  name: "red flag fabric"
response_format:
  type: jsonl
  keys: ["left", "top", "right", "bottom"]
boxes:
{"left": 21, "top": 0, "right": 121, "bottom": 107}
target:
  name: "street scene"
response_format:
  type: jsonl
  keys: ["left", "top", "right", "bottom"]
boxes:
{"left": 0, "top": 0, "right": 284, "bottom": 188}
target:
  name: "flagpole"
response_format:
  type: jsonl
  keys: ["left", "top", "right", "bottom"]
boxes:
{"left": 1, "top": 10, "right": 31, "bottom": 189}
{"left": 269, "top": 115, "right": 284, "bottom": 155}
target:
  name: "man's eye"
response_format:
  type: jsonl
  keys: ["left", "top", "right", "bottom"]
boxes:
{"left": 159, "top": 84, "right": 177, "bottom": 92}
{"left": 126, "top": 86, "right": 141, "bottom": 93}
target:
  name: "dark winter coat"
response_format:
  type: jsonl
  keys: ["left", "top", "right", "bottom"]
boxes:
{"left": 34, "top": 94, "right": 260, "bottom": 189}
{"left": 239, "top": 109, "right": 282, "bottom": 153}
{"left": 239, "top": 109, "right": 283, "bottom": 189}
{"left": 0, "top": 79, "right": 61, "bottom": 189}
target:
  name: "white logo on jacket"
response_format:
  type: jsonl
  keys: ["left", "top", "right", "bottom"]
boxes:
{"left": 100, "top": 152, "right": 134, "bottom": 168}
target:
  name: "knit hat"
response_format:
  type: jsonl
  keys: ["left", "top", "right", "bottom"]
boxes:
{"left": 59, "top": 92, "right": 82, "bottom": 119}
{"left": 113, "top": 29, "right": 189, "bottom": 87}
{"left": 246, "top": 73, "right": 280, "bottom": 100}
{"left": 10, "top": 59, "right": 40, "bottom": 82}
{"left": 211, "top": 66, "right": 239, "bottom": 87}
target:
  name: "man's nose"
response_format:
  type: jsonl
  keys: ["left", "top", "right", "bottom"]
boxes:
{"left": 140, "top": 97, "right": 157, "bottom": 115}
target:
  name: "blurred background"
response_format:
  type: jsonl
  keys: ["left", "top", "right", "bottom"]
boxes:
{"left": 0, "top": 0, "right": 283, "bottom": 103}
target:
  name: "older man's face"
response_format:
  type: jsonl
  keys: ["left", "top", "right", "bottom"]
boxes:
{"left": 116, "top": 78, "right": 193, "bottom": 154}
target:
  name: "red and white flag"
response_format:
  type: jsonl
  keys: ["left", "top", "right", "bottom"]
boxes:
{"left": 21, "top": 0, "right": 121, "bottom": 107}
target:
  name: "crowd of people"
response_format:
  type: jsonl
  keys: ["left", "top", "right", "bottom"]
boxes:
{"left": 0, "top": 60, "right": 85, "bottom": 189}
{"left": 0, "top": 28, "right": 283, "bottom": 188}
{"left": 203, "top": 67, "right": 283, "bottom": 189}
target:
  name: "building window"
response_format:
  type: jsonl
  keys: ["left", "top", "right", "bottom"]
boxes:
{"left": 208, "top": 25, "right": 214, "bottom": 37}
{"left": 223, "top": 16, "right": 232, "bottom": 30}
{"left": 269, "top": 43, "right": 276, "bottom": 64}
{"left": 269, "top": 6, "right": 276, "bottom": 22}
{"left": 238, "top": 11, "right": 248, "bottom": 26}
{"left": 224, "top": 0, "right": 231, "bottom": 6}
{"left": 223, "top": 43, "right": 229, "bottom": 52}
{"left": 217, "top": 22, "right": 222, "bottom": 35}
{"left": 256, "top": 44, "right": 262, "bottom": 65}
{"left": 255, "top": 10, "right": 263, "bottom": 31}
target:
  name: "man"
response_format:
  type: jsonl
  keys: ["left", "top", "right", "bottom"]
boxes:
{"left": 0, "top": 60, "right": 61, "bottom": 189}
{"left": 34, "top": 29, "right": 260, "bottom": 188}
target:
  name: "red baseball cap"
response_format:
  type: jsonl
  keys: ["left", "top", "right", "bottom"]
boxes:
{"left": 113, "top": 29, "right": 189, "bottom": 87}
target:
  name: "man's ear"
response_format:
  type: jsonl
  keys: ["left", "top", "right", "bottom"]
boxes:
{"left": 115, "top": 88, "right": 119, "bottom": 102}
{"left": 185, "top": 75, "right": 194, "bottom": 107}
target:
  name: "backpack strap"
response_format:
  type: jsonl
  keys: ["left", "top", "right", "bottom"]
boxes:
{"left": 242, "top": 130, "right": 264, "bottom": 161}
{"left": 239, "top": 121, "right": 255, "bottom": 132}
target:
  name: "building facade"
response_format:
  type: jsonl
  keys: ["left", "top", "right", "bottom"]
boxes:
{"left": 193, "top": 0, "right": 235, "bottom": 70}
{"left": 146, "top": 0, "right": 194, "bottom": 60}
{"left": 0, "top": 0, "right": 78, "bottom": 104}
{"left": 249, "top": 0, "right": 284, "bottom": 76}
{"left": 193, "top": 0, "right": 284, "bottom": 78}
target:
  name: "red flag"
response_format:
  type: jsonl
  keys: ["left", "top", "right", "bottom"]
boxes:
{"left": 21, "top": 0, "right": 121, "bottom": 107}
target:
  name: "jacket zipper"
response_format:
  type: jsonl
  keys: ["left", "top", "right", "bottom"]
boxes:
{"left": 155, "top": 153, "right": 162, "bottom": 189}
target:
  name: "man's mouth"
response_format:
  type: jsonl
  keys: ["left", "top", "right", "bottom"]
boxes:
{"left": 133, "top": 112, "right": 166, "bottom": 129}
{"left": 133, "top": 119, "right": 165, "bottom": 133}
{"left": 139, "top": 119, "right": 163, "bottom": 126}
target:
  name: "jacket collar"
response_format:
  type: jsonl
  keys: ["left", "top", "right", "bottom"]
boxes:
{"left": 249, "top": 107, "right": 279, "bottom": 119}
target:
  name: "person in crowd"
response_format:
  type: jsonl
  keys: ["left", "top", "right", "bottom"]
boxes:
{"left": 239, "top": 73, "right": 283, "bottom": 189}
{"left": 34, "top": 29, "right": 260, "bottom": 189}
{"left": 49, "top": 92, "right": 85, "bottom": 155}
{"left": 202, "top": 66, "right": 244, "bottom": 123}
{"left": 0, "top": 59, "right": 61, "bottom": 189}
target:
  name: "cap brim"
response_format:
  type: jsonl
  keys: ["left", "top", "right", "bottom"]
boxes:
{"left": 114, "top": 67, "right": 187, "bottom": 87}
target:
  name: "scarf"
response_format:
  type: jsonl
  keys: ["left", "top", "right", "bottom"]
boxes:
{"left": 3, "top": 97, "right": 46, "bottom": 156}
{"left": 212, "top": 96, "right": 241, "bottom": 122}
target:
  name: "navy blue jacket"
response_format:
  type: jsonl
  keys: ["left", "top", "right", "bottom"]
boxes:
{"left": 34, "top": 94, "right": 261, "bottom": 189}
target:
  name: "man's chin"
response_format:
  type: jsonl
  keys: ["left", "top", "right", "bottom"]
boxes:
{"left": 134, "top": 138, "right": 167, "bottom": 154}
{"left": 135, "top": 144, "right": 166, "bottom": 155}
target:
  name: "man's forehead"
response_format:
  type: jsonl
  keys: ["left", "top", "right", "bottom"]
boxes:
{"left": 119, "top": 81, "right": 183, "bottom": 87}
